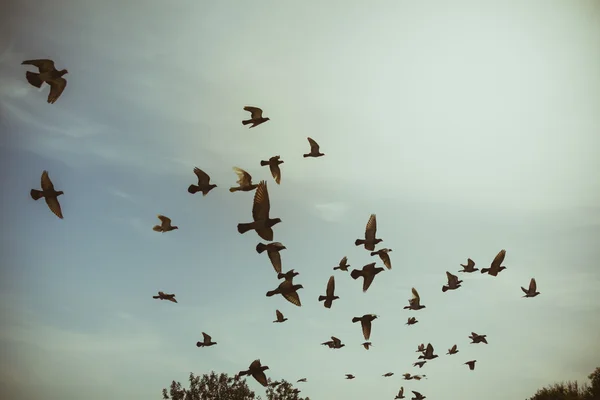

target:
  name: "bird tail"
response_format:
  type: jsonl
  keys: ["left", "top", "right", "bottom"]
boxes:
{"left": 237, "top": 222, "right": 254, "bottom": 234}
{"left": 276, "top": 272, "right": 286, "bottom": 280}
{"left": 25, "top": 71, "right": 43, "bottom": 88}
{"left": 256, "top": 243, "right": 268, "bottom": 253}
{"left": 238, "top": 370, "right": 250, "bottom": 377}
{"left": 318, "top": 295, "right": 326, "bottom": 302}
{"left": 480, "top": 268, "right": 489, "bottom": 274}
{"left": 260, "top": 160, "right": 269, "bottom": 166}
{"left": 266, "top": 290, "right": 277, "bottom": 297}
{"left": 196, "top": 342, "right": 204, "bottom": 347}
{"left": 303, "top": 154, "right": 309, "bottom": 158}
{"left": 188, "top": 185, "right": 200, "bottom": 194}
{"left": 229, "top": 187, "right": 240, "bottom": 192}
{"left": 333, "top": 266, "right": 340, "bottom": 270}
{"left": 442, "top": 286, "right": 448, "bottom": 293}
{"left": 152, "top": 296, "right": 160, "bottom": 299}
{"left": 242, "top": 119, "right": 253, "bottom": 125}
{"left": 351, "top": 317, "right": 361, "bottom": 323}
{"left": 30, "top": 189, "right": 44, "bottom": 200}
{"left": 369, "top": 251, "right": 377, "bottom": 256}
{"left": 355, "top": 239, "right": 365, "bottom": 246}
{"left": 152, "top": 225, "right": 163, "bottom": 232}
{"left": 350, "top": 269, "right": 362, "bottom": 280}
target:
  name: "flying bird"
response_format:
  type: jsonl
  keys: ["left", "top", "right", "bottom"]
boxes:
{"left": 442, "top": 271, "right": 463, "bottom": 292}
{"left": 459, "top": 258, "right": 478, "bottom": 273}
{"left": 370, "top": 248, "right": 392, "bottom": 269}
{"left": 352, "top": 314, "right": 378, "bottom": 341}
{"left": 413, "top": 361, "right": 426, "bottom": 368}
{"left": 196, "top": 332, "right": 216, "bottom": 347}
{"left": 238, "top": 359, "right": 269, "bottom": 387}
{"left": 30, "top": 170, "right": 64, "bottom": 219}
{"left": 242, "top": 106, "right": 270, "bottom": 128}
{"left": 260, "top": 156, "right": 284, "bottom": 185}
{"left": 230, "top": 167, "right": 258, "bottom": 192}
{"left": 413, "top": 375, "right": 426, "bottom": 381}
{"left": 297, "top": 378, "right": 307, "bottom": 383}
{"left": 383, "top": 372, "right": 394, "bottom": 377}
{"left": 447, "top": 344, "right": 459, "bottom": 355}
{"left": 411, "top": 391, "right": 426, "bottom": 400}
{"left": 395, "top": 387, "right": 406, "bottom": 399}
{"left": 277, "top": 269, "right": 299, "bottom": 282}
{"left": 404, "top": 288, "right": 426, "bottom": 310}
{"left": 402, "top": 373, "right": 414, "bottom": 380}
{"left": 318, "top": 275, "right": 339, "bottom": 309}
{"left": 266, "top": 279, "right": 303, "bottom": 307}
{"left": 256, "top": 242, "right": 287, "bottom": 273}
{"left": 187, "top": 167, "right": 217, "bottom": 196}
{"left": 469, "top": 332, "right": 488, "bottom": 344}
{"left": 21, "top": 59, "right": 68, "bottom": 103}
{"left": 322, "top": 336, "right": 345, "bottom": 349}
{"left": 354, "top": 214, "right": 382, "bottom": 251}
{"left": 273, "top": 310, "right": 287, "bottom": 323}
{"left": 345, "top": 374, "right": 355, "bottom": 379}
{"left": 333, "top": 256, "right": 350, "bottom": 271}
{"left": 521, "top": 278, "right": 540, "bottom": 298}
{"left": 303, "top": 137, "right": 325, "bottom": 158}
{"left": 416, "top": 344, "right": 425, "bottom": 353}
{"left": 350, "top": 262, "right": 385, "bottom": 292}
{"left": 153, "top": 215, "right": 178, "bottom": 232}
{"left": 481, "top": 249, "right": 507, "bottom": 276}
{"left": 465, "top": 360, "right": 477, "bottom": 370}
{"left": 237, "top": 181, "right": 282, "bottom": 241}
{"left": 406, "top": 317, "right": 418, "bottom": 326}
{"left": 361, "top": 342, "right": 372, "bottom": 350}
{"left": 418, "top": 343, "right": 438, "bottom": 360}
{"left": 152, "top": 291, "right": 177, "bottom": 303}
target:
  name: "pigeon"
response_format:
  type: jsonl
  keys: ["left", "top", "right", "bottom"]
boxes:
{"left": 303, "top": 137, "right": 325, "bottom": 158}
{"left": 383, "top": 372, "right": 394, "bottom": 377}
{"left": 242, "top": 106, "right": 270, "bottom": 128}
{"left": 521, "top": 278, "right": 540, "bottom": 298}
{"left": 413, "top": 361, "right": 426, "bottom": 368}
{"left": 229, "top": 167, "right": 258, "bottom": 192}
{"left": 416, "top": 344, "right": 425, "bottom": 353}
{"left": 395, "top": 387, "right": 406, "bottom": 399}
{"left": 21, "top": 59, "right": 68, "bottom": 103}
{"left": 266, "top": 279, "right": 303, "bottom": 307}
{"left": 481, "top": 249, "right": 507, "bottom": 276}
{"left": 370, "top": 248, "right": 392, "bottom": 269}
{"left": 260, "top": 156, "right": 284, "bottom": 185}
{"left": 256, "top": 242, "right": 286, "bottom": 273}
{"left": 297, "top": 378, "right": 307, "bottom": 383}
{"left": 413, "top": 375, "right": 426, "bottom": 381}
{"left": 418, "top": 343, "right": 438, "bottom": 360}
{"left": 406, "top": 317, "right": 418, "bottom": 326}
{"left": 196, "top": 332, "right": 217, "bottom": 347}
{"left": 442, "top": 271, "right": 463, "bottom": 292}
{"left": 268, "top": 381, "right": 281, "bottom": 387}
{"left": 361, "top": 342, "right": 372, "bottom": 350}
{"left": 273, "top": 310, "right": 287, "bottom": 323}
{"left": 412, "top": 391, "right": 426, "bottom": 400}
{"left": 318, "top": 275, "right": 339, "bottom": 309}
{"left": 277, "top": 269, "right": 299, "bottom": 282}
{"left": 153, "top": 215, "right": 178, "bottom": 232}
{"left": 465, "top": 360, "right": 477, "bottom": 370}
{"left": 238, "top": 359, "right": 269, "bottom": 387}
{"left": 459, "top": 258, "right": 478, "bottom": 273}
{"left": 333, "top": 256, "right": 350, "bottom": 271}
{"left": 447, "top": 344, "right": 459, "bottom": 355}
{"left": 352, "top": 314, "right": 378, "bottom": 341}
{"left": 469, "top": 332, "right": 488, "bottom": 344}
{"left": 237, "top": 181, "right": 282, "bottom": 241}
{"left": 355, "top": 214, "right": 382, "bottom": 251}
{"left": 350, "top": 262, "right": 385, "bottom": 292}
{"left": 404, "top": 288, "right": 426, "bottom": 310}
{"left": 402, "top": 373, "right": 414, "bottom": 380}
{"left": 30, "top": 170, "right": 64, "bottom": 219}
{"left": 152, "top": 291, "right": 177, "bottom": 303}
{"left": 345, "top": 374, "right": 355, "bottom": 379}
{"left": 187, "top": 167, "right": 217, "bottom": 196}
{"left": 322, "top": 336, "right": 345, "bottom": 349}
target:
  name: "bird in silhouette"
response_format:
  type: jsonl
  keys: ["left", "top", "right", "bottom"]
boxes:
{"left": 196, "top": 332, "right": 216, "bottom": 347}
{"left": 352, "top": 314, "right": 378, "bottom": 341}
{"left": 447, "top": 344, "right": 459, "bottom": 355}
{"left": 229, "top": 167, "right": 258, "bottom": 192}
{"left": 350, "top": 262, "right": 385, "bottom": 292}
{"left": 322, "top": 336, "right": 345, "bottom": 349}
{"left": 345, "top": 374, "right": 355, "bottom": 379}
{"left": 256, "top": 242, "right": 286, "bottom": 273}
{"left": 242, "top": 106, "right": 270, "bottom": 128}
{"left": 237, "top": 181, "right": 282, "bottom": 241}
{"left": 268, "top": 381, "right": 281, "bottom": 388}
{"left": 442, "top": 271, "right": 463, "bottom": 292}
{"left": 266, "top": 280, "right": 303, "bottom": 307}
{"left": 459, "top": 258, "right": 478, "bottom": 273}
{"left": 521, "top": 278, "right": 540, "bottom": 298}
{"left": 404, "top": 287, "right": 426, "bottom": 310}
{"left": 187, "top": 167, "right": 216, "bottom": 196}
{"left": 273, "top": 310, "right": 287, "bottom": 323}
{"left": 30, "top": 170, "right": 64, "bottom": 219}
{"left": 355, "top": 214, "right": 382, "bottom": 251}
{"left": 481, "top": 249, "right": 507, "bottom": 276}
{"left": 395, "top": 387, "right": 406, "bottom": 399}
{"left": 238, "top": 359, "right": 269, "bottom": 387}
{"left": 361, "top": 342, "right": 372, "bottom": 350}
{"left": 416, "top": 344, "right": 425, "bottom": 354}
{"left": 469, "top": 332, "right": 488, "bottom": 344}
{"left": 153, "top": 215, "right": 178, "bottom": 232}
{"left": 21, "top": 59, "right": 68, "bottom": 103}
{"left": 277, "top": 269, "right": 299, "bottom": 282}
{"left": 418, "top": 343, "right": 438, "bottom": 360}
{"left": 297, "top": 378, "right": 307, "bottom": 383}
{"left": 402, "top": 373, "right": 414, "bottom": 380}
{"left": 333, "top": 256, "right": 350, "bottom": 271}
{"left": 370, "top": 248, "right": 392, "bottom": 269}
{"left": 411, "top": 391, "right": 426, "bottom": 400}
{"left": 413, "top": 361, "right": 426, "bottom": 368}
{"left": 383, "top": 372, "right": 394, "bottom": 377}
{"left": 406, "top": 317, "right": 418, "bottom": 326}
{"left": 260, "top": 156, "right": 284, "bottom": 185}
{"left": 413, "top": 375, "right": 426, "bottom": 381}
{"left": 465, "top": 360, "right": 477, "bottom": 370}
{"left": 152, "top": 291, "right": 177, "bottom": 303}
{"left": 318, "top": 276, "right": 339, "bottom": 309}
{"left": 303, "top": 137, "right": 325, "bottom": 158}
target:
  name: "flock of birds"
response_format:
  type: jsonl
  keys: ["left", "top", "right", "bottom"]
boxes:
{"left": 22, "top": 58, "right": 542, "bottom": 400}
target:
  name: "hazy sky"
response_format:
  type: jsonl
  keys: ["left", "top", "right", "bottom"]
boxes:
{"left": 1, "top": 1, "right": 599, "bottom": 399}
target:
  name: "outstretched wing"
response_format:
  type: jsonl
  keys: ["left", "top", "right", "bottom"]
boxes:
{"left": 326, "top": 275, "right": 335, "bottom": 297}
{"left": 41, "top": 170, "right": 56, "bottom": 191}
{"left": 529, "top": 278, "right": 537, "bottom": 292}
{"left": 244, "top": 106, "right": 263, "bottom": 119}
{"left": 252, "top": 181, "right": 271, "bottom": 221}
{"left": 491, "top": 249, "right": 506, "bottom": 270}
{"left": 267, "top": 250, "right": 282, "bottom": 273}
{"left": 193, "top": 167, "right": 211, "bottom": 185}
{"left": 362, "top": 320, "right": 372, "bottom": 340}
{"left": 47, "top": 77, "right": 67, "bottom": 104}
{"left": 307, "top": 137, "right": 320, "bottom": 153}
{"left": 233, "top": 167, "right": 252, "bottom": 186}
{"left": 158, "top": 215, "right": 171, "bottom": 225}
{"left": 202, "top": 332, "right": 211, "bottom": 342}
{"left": 270, "top": 163, "right": 281, "bottom": 185}
{"left": 275, "top": 309, "right": 284, "bottom": 320}
{"left": 45, "top": 196, "right": 64, "bottom": 219}
{"left": 22, "top": 59, "right": 55, "bottom": 73}
{"left": 365, "top": 214, "right": 377, "bottom": 241}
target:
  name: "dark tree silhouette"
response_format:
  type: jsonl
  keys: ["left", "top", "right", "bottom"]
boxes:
{"left": 527, "top": 367, "right": 600, "bottom": 400}
{"left": 265, "top": 379, "right": 310, "bottom": 400}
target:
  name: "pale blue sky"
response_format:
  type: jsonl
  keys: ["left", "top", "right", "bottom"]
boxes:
{"left": 1, "top": 1, "right": 599, "bottom": 399}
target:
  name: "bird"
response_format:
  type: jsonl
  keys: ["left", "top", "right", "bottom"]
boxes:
{"left": 152, "top": 291, "right": 177, "bottom": 303}
{"left": 418, "top": 343, "right": 438, "bottom": 360}
{"left": 21, "top": 59, "right": 68, "bottom": 103}
{"left": 354, "top": 214, "right": 382, "bottom": 251}
{"left": 153, "top": 215, "right": 178, "bottom": 232}
{"left": 361, "top": 342, "right": 372, "bottom": 350}
{"left": 413, "top": 361, "right": 426, "bottom": 368}
{"left": 465, "top": 360, "right": 477, "bottom": 370}
{"left": 229, "top": 167, "right": 258, "bottom": 192}
{"left": 333, "top": 256, "right": 350, "bottom": 271}
{"left": 416, "top": 344, "right": 425, "bottom": 353}
{"left": 268, "top": 381, "right": 281, "bottom": 388}
{"left": 352, "top": 314, "right": 378, "bottom": 341}
{"left": 196, "top": 332, "right": 217, "bottom": 347}
{"left": 350, "top": 262, "right": 385, "bottom": 292}
{"left": 273, "top": 310, "right": 287, "bottom": 323}
{"left": 459, "top": 258, "right": 478, "bottom": 273}
{"left": 277, "top": 269, "right": 299, "bottom": 282}
{"left": 260, "top": 156, "right": 284, "bottom": 185}
{"left": 318, "top": 276, "right": 339, "bottom": 309}
{"left": 370, "top": 248, "right": 392, "bottom": 269}
{"left": 242, "top": 106, "right": 270, "bottom": 128}
{"left": 481, "top": 249, "right": 507, "bottom": 276}
{"left": 442, "top": 271, "right": 463, "bottom": 292}
{"left": 522, "top": 278, "right": 540, "bottom": 298}
{"left": 238, "top": 359, "right": 269, "bottom": 387}
{"left": 266, "top": 279, "right": 303, "bottom": 307}
{"left": 383, "top": 372, "right": 394, "bottom": 377}
{"left": 237, "top": 181, "right": 282, "bottom": 241}
{"left": 303, "top": 137, "right": 325, "bottom": 158}
{"left": 345, "top": 374, "right": 355, "bottom": 380}
{"left": 469, "top": 332, "right": 488, "bottom": 344}
{"left": 413, "top": 375, "right": 426, "bottom": 381}
{"left": 411, "top": 391, "right": 426, "bottom": 400}
{"left": 322, "top": 336, "right": 345, "bottom": 349}
{"left": 256, "top": 242, "right": 286, "bottom": 273}
{"left": 447, "top": 344, "right": 459, "bottom": 355}
{"left": 297, "top": 378, "right": 307, "bottom": 383}
{"left": 187, "top": 167, "right": 217, "bottom": 196}
{"left": 395, "top": 387, "right": 406, "bottom": 399}
{"left": 406, "top": 317, "right": 418, "bottom": 326}
{"left": 30, "top": 170, "right": 64, "bottom": 219}
{"left": 404, "top": 287, "right": 426, "bottom": 310}
{"left": 402, "top": 373, "right": 414, "bottom": 380}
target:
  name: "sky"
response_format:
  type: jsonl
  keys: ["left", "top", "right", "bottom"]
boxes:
{"left": 1, "top": 0, "right": 599, "bottom": 399}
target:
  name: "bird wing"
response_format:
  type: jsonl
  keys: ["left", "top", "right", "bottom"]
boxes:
{"left": 364, "top": 214, "right": 377, "bottom": 241}
{"left": 269, "top": 163, "right": 281, "bottom": 184}
{"left": 411, "top": 287, "right": 420, "bottom": 304}
{"left": 425, "top": 343, "right": 433, "bottom": 357}
{"left": 252, "top": 181, "right": 271, "bottom": 221}
{"left": 530, "top": 278, "right": 537, "bottom": 292}
{"left": 491, "top": 249, "right": 506, "bottom": 270}
{"left": 193, "top": 167, "right": 211, "bottom": 185}
{"left": 340, "top": 256, "right": 347, "bottom": 265}
{"left": 202, "top": 332, "right": 211, "bottom": 342}
{"left": 253, "top": 370, "right": 268, "bottom": 387}
{"left": 283, "top": 290, "right": 301, "bottom": 307}
{"left": 362, "top": 320, "right": 372, "bottom": 340}
{"left": 158, "top": 215, "right": 171, "bottom": 225}
{"left": 399, "top": 387, "right": 404, "bottom": 396}
{"left": 267, "top": 250, "right": 282, "bottom": 273}
{"left": 22, "top": 59, "right": 55, "bottom": 73}
{"left": 326, "top": 275, "right": 335, "bottom": 297}
{"left": 362, "top": 273, "right": 376, "bottom": 292}
{"left": 307, "top": 137, "right": 320, "bottom": 153}
{"left": 380, "top": 252, "right": 391, "bottom": 269}
{"left": 275, "top": 309, "right": 283, "bottom": 320}
{"left": 451, "top": 344, "right": 457, "bottom": 352}
{"left": 249, "top": 359, "right": 262, "bottom": 369}
{"left": 244, "top": 106, "right": 263, "bottom": 119}
{"left": 233, "top": 167, "right": 252, "bottom": 186}
{"left": 45, "top": 196, "right": 64, "bottom": 219}
{"left": 40, "top": 170, "right": 56, "bottom": 191}
{"left": 331, "top": 336, "right": 341, "bottom": 346}
{"left": 468, "top": 258, "right": 475, "bottom": 267}
{"left": 47, "top": 77, "right": 67, "bottom": 104}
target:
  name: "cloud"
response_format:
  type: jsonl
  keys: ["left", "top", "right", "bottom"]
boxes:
{"left": 313, "top": 202, "right": 350, "bottom": 222}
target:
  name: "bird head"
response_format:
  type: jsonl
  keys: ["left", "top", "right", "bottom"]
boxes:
{"left": 60, "top": 69, "right": 69, "bottom": 76}
{"left": 272, "top": 218, "right": 282, "bottom": 224}
{"left": 294, "top": 284, "right": 304, "bottom": 290}
{"left": 57, "top": 190, "right": 64, "bottom": 196}
{"left": 265, "top": 117, "right": 271, "bottom": 122}
{"left": 261, "top": 366, "right": 270, "bottom": 371}
{"left": 173, "top": 226, "right": 179, "bottom": 230}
